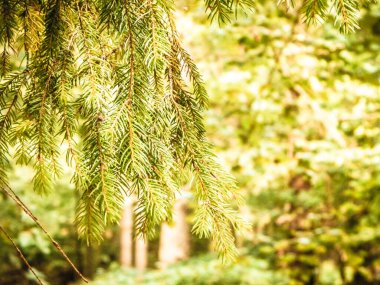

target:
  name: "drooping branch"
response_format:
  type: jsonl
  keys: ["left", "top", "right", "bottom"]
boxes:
{"left": 0, "top": 224, "right": 45, "bottom": 285}
{"left": 0, "top": 184, "right": 88, "bottom": 283}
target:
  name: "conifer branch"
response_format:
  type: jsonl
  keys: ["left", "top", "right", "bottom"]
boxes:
{"left": 333, "top": 0, "right": 360, "bottom": 33}
{"left": 0, "top": 0, "right": 19, "bottom": 76}
{"left": 0, "top": 224, "right": 45, "bottom": 285}
{"left": 1, "top": 185, "right": 88, "bottom": 282}
{"left": 302, "top": 0, "right": 328, "bottom": 24}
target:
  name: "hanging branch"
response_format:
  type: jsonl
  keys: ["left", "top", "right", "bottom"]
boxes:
{"left": 0, "top": 184, "right": 88, "bottom": 283}
{"left": 0, "top": 224, "right": 45, "bottom": 285}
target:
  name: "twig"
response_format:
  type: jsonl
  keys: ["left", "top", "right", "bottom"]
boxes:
{"left": 0, "top": 224, "right": 44, "bottom": 285}
{"left": 0, "top": 184, "right": 88, "bottom": 283}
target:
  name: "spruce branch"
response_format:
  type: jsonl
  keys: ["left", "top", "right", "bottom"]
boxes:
{"left": 0, "top": 224, "right": 45, "bottom": 285}
{"left": 0, "top": 184, "right": 88, "bottom": 282}
{"left": 302, "top": 0, "right": 329, "bottom": 25}
{"left": 333, "top": 0, "right": 360, "bottom": 33}
{"left": 0, "top": 0, "right": 20, "bottom": 76}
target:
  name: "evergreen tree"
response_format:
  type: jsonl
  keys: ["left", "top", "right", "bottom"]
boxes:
{"left": 0, "top": 0, "right": 367, "bottom": 261}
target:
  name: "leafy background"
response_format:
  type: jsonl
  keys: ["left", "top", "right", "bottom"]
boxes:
{"left": 1, "top": 0, "right": 380, "bottom": 284}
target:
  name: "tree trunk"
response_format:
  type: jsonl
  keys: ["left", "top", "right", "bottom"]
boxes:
{"left": 83, "top": 245, "right": 96, "bottom": 279}
{"left": 135, "top": 236, "right": 148, "bottom": 270}
{"left": 120, "top": 197, "right": 134, "bottom": 267}
{"left": 159, "top": 197, "right": 190, "bottom": 268}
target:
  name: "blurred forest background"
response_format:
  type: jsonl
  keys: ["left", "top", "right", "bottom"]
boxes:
{"left": 1, "top": 0, "right": 380, "bottom": 284}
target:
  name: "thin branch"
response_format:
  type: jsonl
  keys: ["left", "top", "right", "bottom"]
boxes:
{"left": 0, "top": 224, "right": 44, "bottom": 285}
{"left": 0, "top": 184, "right": 88, "bottom": 283}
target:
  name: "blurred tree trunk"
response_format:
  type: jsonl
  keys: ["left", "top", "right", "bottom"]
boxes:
{"left": 83, "top": 245, "right": 96, "bottom": 279}
{"left": 135, "top": 237, "right": 148, "bottom": 270}
{"left": 159, "top": 197, "right": 190, "bottom": 268}
{"left": 120, "top": 197, "right": 134, "bottom": 267}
